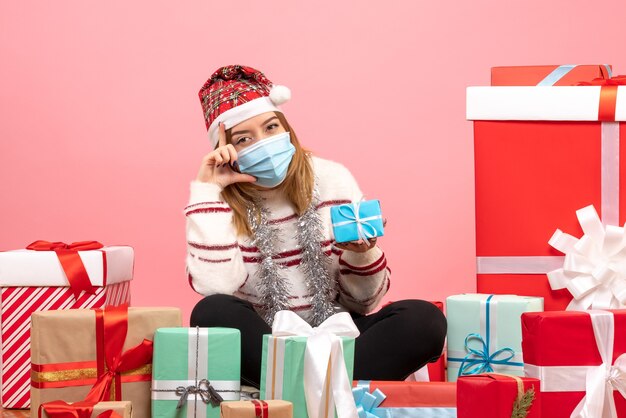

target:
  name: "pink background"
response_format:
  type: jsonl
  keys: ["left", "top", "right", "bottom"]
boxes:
{"left": 1, "top": 1, "right": 625, "bottom": 323}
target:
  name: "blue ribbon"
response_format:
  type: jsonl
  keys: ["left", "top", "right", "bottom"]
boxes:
{"left": 353, "top": 387, "right": 389, "bottom": 418}
{"left": 537, "top": 64, "right": 613, "bottom": 86}
{"left": 449, "top": 295, "right": 523, "bottom": 377}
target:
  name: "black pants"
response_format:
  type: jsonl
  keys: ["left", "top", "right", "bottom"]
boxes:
{"left": 190, "top": 294, "right": 447, "bottom": 388}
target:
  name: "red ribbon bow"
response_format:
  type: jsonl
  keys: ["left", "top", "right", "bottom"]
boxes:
{"left": 26, "top": 240, "right": 105, "bottom": 299}
{"left": 252, "top": 400, "right": 270, "bottom": 418}
{"left": 577, "top": 75, "right": 626, "bottom": 121}
{"left": 84, "top": 304, "right": 154, "bottom": 403}
{"left": 39, "top": 400, "right": 123, "bottom": 418}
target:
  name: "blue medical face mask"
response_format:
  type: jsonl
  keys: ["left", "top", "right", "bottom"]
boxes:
{"left": 236, "top": 131, "right": 296, "bottom": 188}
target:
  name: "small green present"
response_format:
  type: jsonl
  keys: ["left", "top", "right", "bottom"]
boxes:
{"left": 260, "top": 311, "right": 358, "bottom": 418}
{"left": 446, "top": 294, "right": 543, "bottom": 382}
{"left": 152, "top": 327, "right": 241, "bottom": 418}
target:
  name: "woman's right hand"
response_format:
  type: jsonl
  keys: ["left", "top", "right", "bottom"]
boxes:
{"left": 196, "top": 122, "right": 257, "bottom": 187}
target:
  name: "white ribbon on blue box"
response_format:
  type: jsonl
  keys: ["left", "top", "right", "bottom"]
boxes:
{"left": 331, "top": 200, "right": 384, "bottom": 244}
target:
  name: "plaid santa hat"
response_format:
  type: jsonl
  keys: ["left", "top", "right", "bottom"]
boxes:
{"left": 199, "top": 65, "right": 291, "bottom": 147}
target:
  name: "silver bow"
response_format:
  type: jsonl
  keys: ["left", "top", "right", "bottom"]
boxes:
{"left": 175, "top": 378, "right": 224, "bottom": 409}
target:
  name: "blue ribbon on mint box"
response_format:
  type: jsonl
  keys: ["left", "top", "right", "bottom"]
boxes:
{"left": 331, "top": 200, "right": 383, "bottom": 244}
{"left": 448, "top": 294, "right": 524, "bottom": 377}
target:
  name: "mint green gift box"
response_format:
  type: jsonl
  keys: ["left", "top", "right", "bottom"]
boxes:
{"left": 446, "top": 294, "right": 543, "bottom": 382}
{"left": 152, "top": 327, "right": 241, "bottom": 418}
{"left": 260, "top": 335, "right": 355, "bottom": 418}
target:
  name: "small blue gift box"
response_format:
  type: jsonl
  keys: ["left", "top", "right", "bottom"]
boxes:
{"left": 330, "top": 200, "right": 384, "bottom": 244}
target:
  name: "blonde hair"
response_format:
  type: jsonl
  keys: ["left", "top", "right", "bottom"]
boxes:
{"left": 221, "top": 112, "right": 315, "bottom": 237}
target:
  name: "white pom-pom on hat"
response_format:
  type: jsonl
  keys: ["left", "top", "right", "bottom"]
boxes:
{"left": 269, "top": 84, "right": 291, "bottom": 105}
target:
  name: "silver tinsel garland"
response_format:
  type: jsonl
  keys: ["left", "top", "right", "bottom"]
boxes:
{"left": 247, "top": 185, "right": 335, "bottom": 326}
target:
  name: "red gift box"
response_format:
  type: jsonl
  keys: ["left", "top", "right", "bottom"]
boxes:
{"left": 457, "top": 373, "right": 540, "bottom": 418}
{"left": 468, "top": 69, "right": 626, "bottom": 310}
{"left": 0, "top": 243, "right": 133, "bottom": 409}
{"left": 353, "top": 380, "right": 456, "bottom": 408}
{"left": 522, "top": 310, "right": 626, "bottom": 417}
{"left": 491, "top": 64, "right": 611, "bottom": 86}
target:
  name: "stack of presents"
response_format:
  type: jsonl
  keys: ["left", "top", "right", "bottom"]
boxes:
{"left": 1, "top": 63, "right": 626, "bottom": 417}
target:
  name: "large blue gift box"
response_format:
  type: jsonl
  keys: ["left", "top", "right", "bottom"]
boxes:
{"left": 330, "top": 200, "right": 384, "bottom": 243}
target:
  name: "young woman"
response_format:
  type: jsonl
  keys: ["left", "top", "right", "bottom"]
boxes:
{"left": 187, "top": 65, "right": 446, "bottom": 388}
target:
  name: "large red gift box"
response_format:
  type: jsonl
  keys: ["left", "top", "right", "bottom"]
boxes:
{"left": 491, "top": 64, "right": 611, "bottom": 86}
{"left": 522, "top": 310, "right": 626, "bottom": 417}
{"left": 0, "top": 242, "right": 133, "bottom": 409}
{"left": 467, "top": 67, "right": 626, "bottom": 310}
{"left": 457, "top": 373, "right": 541, "bottom": 418}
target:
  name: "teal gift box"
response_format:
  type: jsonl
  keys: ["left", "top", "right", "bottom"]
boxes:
{"left": 260, "top": 334, "right": 355, "bottom": 418}
{"left": 152, "top": 327, "right": 241, "bottom": 418}
{"left": 330, "top": 200, "right": 384, "bottom": 243}
{"left": 446, "top": 294, "right": 543, "bottom": 382}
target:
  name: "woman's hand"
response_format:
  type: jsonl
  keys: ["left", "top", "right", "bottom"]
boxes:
{"left": 334, "top": 219, "right": 387, "bottom": 253}
{"left": 196, "top": 122, "right": 257, "bottom": 187}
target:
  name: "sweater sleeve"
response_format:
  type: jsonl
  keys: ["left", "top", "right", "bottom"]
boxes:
{"left": 185, "top": 181, "right": 247, "bottom": 296}
{"left": 333, "top": 165, "right": 391, "bottom": 314}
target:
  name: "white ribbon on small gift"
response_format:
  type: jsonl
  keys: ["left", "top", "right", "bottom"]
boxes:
{"left": 332, "top": 200, "right": 382, "bottom": 246}
{"left": 526, "top": 311, "right": 626, "bottom": 418}
{"left": 272, "top": 310, "right": 360, "bottom": 418}
{"left": 547, "top": 205, "right": 626, "bottom": 310}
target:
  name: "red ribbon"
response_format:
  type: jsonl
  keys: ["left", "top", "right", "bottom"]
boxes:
{"left": 252, "top": 400, "right": 269, "bottom": 418}
{"left": 39, "top": 400, "right": 123, "bottom": 418}
{"left": 26, "top": 240, "right": 105, "bottom": 299}
{"left": 577, "top": 75, "right": 626, "bottom": 121}
{"left": 83, "top": 304, "right": 153, "bottom": 403}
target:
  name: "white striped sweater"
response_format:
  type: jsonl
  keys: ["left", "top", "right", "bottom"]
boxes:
{"left": 185, "top": 156, "right": 390, "bottom": 323}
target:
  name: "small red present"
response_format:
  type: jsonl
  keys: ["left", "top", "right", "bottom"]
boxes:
{"left": 353, "top": 381, "right": 456, "bottom": 416}
{"left": 522, "top": 310, "right": 626, "bottom": 417}
{"left": 457, "top": 373, "right": 540, "bottom": 418}
{"left": 491, "top": 64, "right": 611, "bottom": 86}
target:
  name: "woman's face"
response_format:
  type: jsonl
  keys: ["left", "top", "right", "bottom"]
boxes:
{"left": 228, "top": 111, "right": 287, "bottom": 152}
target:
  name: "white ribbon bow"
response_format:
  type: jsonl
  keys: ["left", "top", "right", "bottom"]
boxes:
{"left": 548, "top": 205, "right": 626, "bottom": 310}
{"left": 272, "top": 310, "right": 360, "bottom": 418}
{"left": 570, "top": 311, "right": 626, "bottom": 418}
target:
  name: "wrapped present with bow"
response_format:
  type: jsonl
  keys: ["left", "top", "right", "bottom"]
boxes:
{"left": 151, "top": 327, "right": 241, "bottom": 417}
{"left": 352, "top": 381, "right": 456, "bottom": 418}
{"left": 221, "top": 400, "right": 293, "bottom": 418}
{"left": 522, "top": 309, "right": 626, "bottom": 418}
{"left": 457, "top": 373, "right": 540, "bottom": 418}
{"left": 468, "top": 66, "right": 626, "bottom": 311}
{"left": 330, "top": 200, "right": 384, "bottom": 244}
{"left": 446, "top": 294, "right": 543, "bottom": 382}
{"left": 38, "top": 400, "right": 132, "bottom": 418}
{"left": 29, "top": 304, "right": 182, "bottom": 418}
{"left": 0, "top": 241, "right": 133, "bottom": 409}
{"left": 260, "top": 311, "right": 358, "bottom": 418}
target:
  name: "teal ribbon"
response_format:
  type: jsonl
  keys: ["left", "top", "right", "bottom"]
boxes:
{"left": 353, "top": 387, "right": 389, "bottom": 418}
{"left": 448, "top": 294, "right": 523, "bottom": 377}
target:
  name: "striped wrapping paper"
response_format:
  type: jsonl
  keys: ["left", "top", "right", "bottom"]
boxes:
{"left": 0, "top": 244, "right": 134, "bottom": 409}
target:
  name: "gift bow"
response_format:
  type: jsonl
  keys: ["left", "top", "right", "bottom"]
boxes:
{"left": 547, "top": 205, "right": 626, "bottom": 310}
{"left": 457, "top": 333, "right": 518, "bottom": 376}
{"left": 39, "top": 400, "right": 123, "bottom": 418}
{"left": 333, "top": 201, "right": 381, "bottom": 245}
{"left": 571, "top": 311, "right": 626, "bottom": 418}
{"left": 272, "top": 310, "right": 360, "bottom": 418}
{"left": 352, "top": 387, "right": 388, "bottom": 418}
{"left": 26, "top": 240, "right": 104, "bottom": 299}
{"left": 84, "top": 304, "right": 154, "bottom": 403}
{"left": 175, "top": 378, "right": 223, "bottom": 409}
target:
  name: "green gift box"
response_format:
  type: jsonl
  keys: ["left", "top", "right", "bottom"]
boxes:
{"left": 151, "top": 327, "right": 241, "bottom": 418}
{"left": 260, "top": 331, "right": 356, "bottom": 418}
{"left": 446, "top": 293, "right": 543, "bottom": 382}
